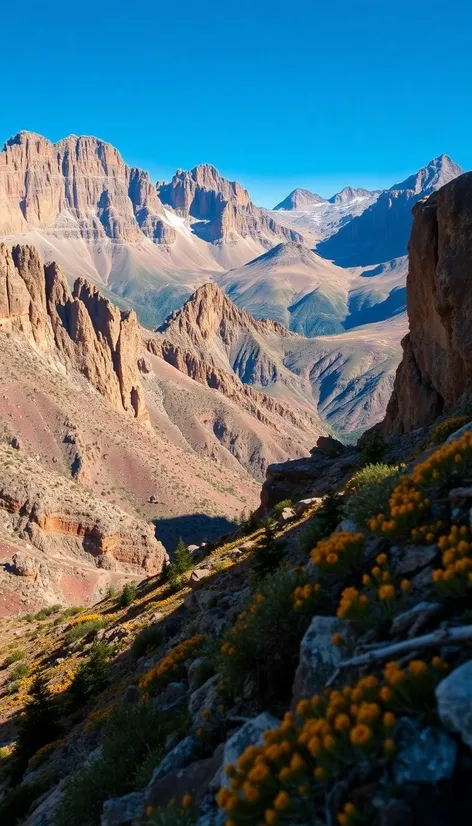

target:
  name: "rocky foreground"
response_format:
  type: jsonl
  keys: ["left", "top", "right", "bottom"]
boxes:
{"left": 1, "top": 172, "right": 472, "bottom": 825}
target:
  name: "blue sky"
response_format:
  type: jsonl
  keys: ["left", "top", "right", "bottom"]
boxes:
{"left": 2, "top": 0, "right": 471, "bottom": 206}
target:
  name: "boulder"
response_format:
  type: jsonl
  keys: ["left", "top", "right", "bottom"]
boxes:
{"left": 277, "top": 507, "right": 296, "bottom": 526}
{"left": 390, "top": 602, "right": 441, "bottom": 637}
{"left": 147, "top": 735, "right": 199, "bottom": 786}
{"left": 393, "top": 720, "right": 457, "bottom": 785}
{"left": 292, "top": 617, "right": 354, "bottom": 705}
{"left": 436, "top": 659, "right": 472, "bottom": 749}
{"left": 145, "top": 744, "right": 224, "bottom": 810}
{"left": 101, "top": 791, "right": 145, "bottom": 826}
{"left": 158, "top": 681, "right": 187, "bottom": 707}
{"left": 217, "top": 712, "right": 280, "bottom": 789}
{"left": 294, "top": 497, "right": 321, "bottom": 518}
{"left": 11, "top": 553, "right": 38, "bottom": 579}
{"left": 189, "top": 568, "right": 213, "bottom": 590}
{"left": 313, "top": 435, "right": 344, "bottom": 457}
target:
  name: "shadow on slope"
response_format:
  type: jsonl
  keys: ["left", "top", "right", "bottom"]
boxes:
{"left": 154, "top": 513, "right": 238, "bottom": 553}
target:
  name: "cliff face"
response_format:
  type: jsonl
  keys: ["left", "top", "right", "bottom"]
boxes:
{"left": 0, "top": 243, "right": 147, "bottom": 420}
{"left": 158, "top": 164, "right": 303, "bottom": 246}
{"left": 0, "top": 131, "right": 176, "bottom": 244}
{"left": 382, "top": 172, "right": 472, "bottom": 434}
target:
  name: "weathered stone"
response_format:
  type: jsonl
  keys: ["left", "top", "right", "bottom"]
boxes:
{"left": 314, "top": 435, "right": 344, "bottom": 457}
{"left": 122, "top": 685, "right": 140, "bottom": 705}
{"left": 294, "top": 497, "right": 321, "bottom": 518}
{"left": 189, "top": 568, "right": 213, "bottom": 590}
{"left": 188, "top": 675, "right": 220, "bottom": 719}
{"left": 218, "top": 713, "right": 280, "bottom": 789}
{"left": 394, "top": 544, "right": 438, "bottom": 575}
{"left": 147, "top": 735, "right": 199, "bottom": 786}
{"left": 393, "top": 720, "right": 457, "bottom": 785}
{"left": 292, "top": 617, "right": 355, "bottom": 705}
{"left": 146, "top": 743, "right": 224, "bottom": 809}
{"left": 436, "top": 659, "right": 472, "bottom": 748}
{"left": 158, "top": 681, "right": 187, "bottom": 707}
{"left": 10, "top": 553, "right": 38, "bottom": 579}
{"left": 277, "top": 507, "right": 296, "bottom": 526}
{"left": 101, "top": 791, "right": 145, "bottom": 826}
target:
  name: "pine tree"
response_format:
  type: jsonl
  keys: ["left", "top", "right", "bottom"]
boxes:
{"left": 173, "top": 537, "right": 193, "bottom": 574}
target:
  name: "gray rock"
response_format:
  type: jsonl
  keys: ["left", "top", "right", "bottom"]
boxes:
{"left": 122, "top": 685, "right": 140, "bottom": 705}
{"left": 436, "top": 659, "right": 472, "bottom": 748}
{"left": 277, "top": 507, "right": 296, "bottom": 526}
{"left": 188, "top": 544, "right": 200, "bottom": 553}
{"left": 158, "top": 681, "right": 187, "bottom": 707}
{"left": 390, "top": 602, "right": 441, "bottom": 636}
{"left": 101, "top": 791, "right": 145, "bottom": 826}
{"left": 146, "top": 744, "right": 223, "bottom": 810}
{"left": 291, "top": 617, "right": 354, "bottom": 704}
{"left": 394, "top": 544, "right": 437, "bottom": 575}
{"left": 148, "top": 736, "right": 199, "bottom": 784}
{"left": 164, "top": 731, "right": 180, "bottom": 752}
{"left": 188, "top": 675, "right": 220, "bottom": 718}
{"left": 393, "top": 720, "right": 457, "bottom": 785}
{"left": 335, "top": 519, "right": 359, "bottom": 533}
{"left": 218, "top": 712, "right": 280, "bottom": 789}
{"left": 314, "top": 435, "right": 344, "bottom": 457}
{"left": 294, "top": 497, "right": 321, "bottom": 518}
{"left": 189, "top": 568, "right": 213, "bottom": 590}
{"left": 194, "top": 590, "right": 221, "bottom": 611}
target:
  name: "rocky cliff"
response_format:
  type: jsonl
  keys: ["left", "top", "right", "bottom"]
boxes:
{"left": 382, "top": 171, "right": 472, "bottom": 434}
{"left": 158, "top": 164, "right": 303, "bottom": 245}
{"left": 0, "top": 243, "right": 147, "bottom": 420}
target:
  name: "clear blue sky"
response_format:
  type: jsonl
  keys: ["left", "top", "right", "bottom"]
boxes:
{"left": 2, "top": 0, "right": 471, "bottom": 206}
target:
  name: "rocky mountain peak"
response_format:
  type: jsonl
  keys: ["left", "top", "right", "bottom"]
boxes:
{"left": 273, "top": 188, "right": 327, "bottom": 211}
{"left": 391, "top": 154, "right": 464, "bottom": 195}
{"left": 329, "top": 186, "right": 375, "bottom": 204}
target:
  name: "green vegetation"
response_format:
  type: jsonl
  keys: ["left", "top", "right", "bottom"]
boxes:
{"left": 3, "top": 648, "right": 25, "bottom": 667}
{"left": 0, "top": 779, "right": 51, "bottom": 826}
{"left": 345, "top": 473, "right": 400, "bottom": 529}
{"left": 118, "top": 582, "right": 138, "bottom": 608}
{"left": 219, "top": 569, "right": 311, "bottom": 707}
{"left": 148, "top": 801, "right": 197, "bottom": 826}
{"left": 131, "top": 624, "right": 164, "bottom": 661}
{"left": 13, "top": 675, "right": 62, "bottom": 780}
{"left": 166, "top": 537, "right": 194, "bottom": 591}
{"left": 252, "top": 518, "right": 284, "bottom": 579}
{"left": 9, "top": 662, "right": 30, "bottom": 681}
{"left": 345, "top": 463, "right": 399, "bottom": 494}
{"left": 54, "top": 704, "right": 183, "bottom": 826}
{"left": 274, "top": 498, "right": 293, "bottom": 516}
{"left": 67, "top": 642, "right": 110, "bottom": 710}
{"left": 360, "top": 436, "right": 387, "bottom": 465}
{"left": 300, "top": 490, "right": 343, "bottom": 554}
{"left": 65, "top": 617, "right": 107, "bottom": 644}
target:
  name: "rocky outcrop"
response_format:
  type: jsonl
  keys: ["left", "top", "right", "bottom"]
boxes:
{"left": 382, "top": 172, "right": 472, "bottom": 434}
{"left": 158, "top": 164, "right": 302, "bottom": 245}
{"left": 0, "top": 131, "right": 173, "bottom": 244}
{"left": 0, "top": 243, "right": 147, "bottom": 420}
{"left": 0, "top": 443, "right": 166, "bottom": 575}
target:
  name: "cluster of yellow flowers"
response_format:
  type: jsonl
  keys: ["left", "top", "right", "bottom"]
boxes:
{"left": 367, "top": 482, "right": 429, "bottom": 538}
{"left": 221, "top": 594, "right": 266, "bottom": 657}
{"left": 430, "top": 416, "right": 471, "bottom": 445}
{"left": 310, "top": 532, "right": 365, "bottom": 576}
{"left": 68, "top": 612, "right": 102, "bottom": 627}
{"left": 145, "top": 795, "right": 194, "bottom": 822}
{"left": 410, "top": 520, "right": 445, "bottom": 544}
{"left": 409, "top": 429, "right": 472, "bottom": 487}
{"left": 336, "top": 801, "right": 364, "bottom": 826}
{"left": 337, "top": 554, "right": 411, "bottom": 622}
{"left": 217, "top": 660, "right": 446, "bottom": 825}
{"left": 139, "top": 634, "right": 204, "bottom": 697}
{"left": 432, "top": 525, "right": 472, "bottom": 595}
{"left": 292, "top": 582, "right": 321, "bottom": 612}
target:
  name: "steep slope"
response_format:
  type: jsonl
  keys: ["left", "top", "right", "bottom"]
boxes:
{"left": 317, "top": 155, "right": 463, "bottom": 265}
{"left": 216, "top": 242, "right": 350, "bottom": 335}
{"left": 155, "top": 283, "right": 403, "bottom": 437}
{"left": 380, "top": 171, "right": 472, "bottom": 434}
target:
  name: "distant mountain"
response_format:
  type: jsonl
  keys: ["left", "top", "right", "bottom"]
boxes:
{"left": 216, "top": 241, "right": 349, "bottom": 336}
{"left": 274, "top": 189, "right": 327, "bottom": 211}
{"left": 317, "top": 155, "right": 464, "bottom": 266}
{"left": 329, "top": 186, "right": 378, "bottom": 204}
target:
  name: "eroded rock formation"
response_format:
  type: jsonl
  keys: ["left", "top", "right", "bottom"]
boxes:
{"left": 0, "top": 243, "right": 147, "bottom": 420}
{"left": 382, "top": 172, "right": 472, "bottom": 434}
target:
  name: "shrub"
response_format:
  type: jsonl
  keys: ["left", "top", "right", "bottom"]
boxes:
{"left": 173, "top": 537, "right": 194, "bottom": 573}
{"left": 10, "top": 662, "right": 29, "bottom": 681}
{"left": 300, "top": 490, "right": 343, "bottom": 554}
{"left": 131, "top": 624, "right": 164, "bottom": 661}
{"left": 13, "top": 675, "right": 62, "bottom": 780}
{"left": 61, "top": 606, "right": 83, "bottom": 618}
{"left": 239, "top": 508, "right": 260, "bottom": 535}
{"left": 430, "top": 415, "right": 471, "bottom": 445}
{"left": 65, "top": 618, "right": 106, "bottom": 643}
{"left": 432, "top": 524, "right": 472, "bottom": 597}
{"left": 310, "top": 531, "right": 365, "bottom": 578}
{"left": 54, "top": 703, "right": 178, "bottom": 826}
{"left": 336, "top": 553, "right": 411, "bottom": 624}
{"left": 252, "top": 518, "right": 284, "bottom": 579}
{"left": 346, "top": 463, "right": 399, "bottom": 494}
{"left": 147, "top": 799, "right": 197, "bottom": 825}
{"left": 360, "top": 436, "right": 387, "bottom": 465}
{"left": 4, "top": 648, "right": 25, "bottom": 667}
{"left": 119, "top": 583, "right": 137, "bottom": 608}
{"left": 67, "top": 642, "right": 110, "bottom": 710}
{"left": 345, "top": 474, "right": 399, "bottom": 529}
{"left": 0, "top": 779, "right": 51, "bottom": 826}
{"left": 274, "top": 499, "right": 293, "bottom": 516}
{"left": 219, "top": 569, "right": 311, "bottom": 706}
